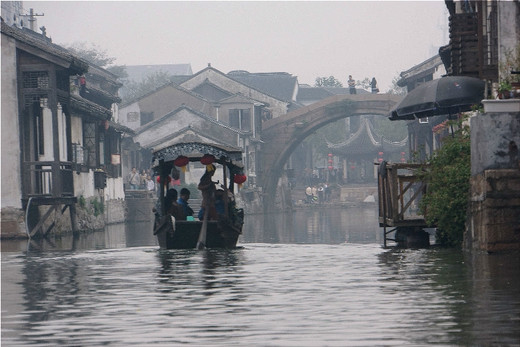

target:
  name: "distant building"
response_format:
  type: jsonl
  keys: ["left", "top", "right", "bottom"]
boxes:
{"left": 124, "top": 64, "right": 193, "bottom": 82}
{"left": 1, "top": 1, "right": 30, "bottom": 29}
{"left": 119, "top": 65, "right": 291, "bottom": 188}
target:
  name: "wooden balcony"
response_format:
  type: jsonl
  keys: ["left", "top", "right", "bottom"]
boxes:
{"left": 22, "top": 161, "right": 75, "bottom": 200}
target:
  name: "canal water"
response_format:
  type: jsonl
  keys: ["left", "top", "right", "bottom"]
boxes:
{"left": 2, "top": 206, "right": 519, "bottom": 346}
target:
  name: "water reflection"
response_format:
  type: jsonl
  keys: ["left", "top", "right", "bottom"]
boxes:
{"left": 243, "top": 205, "right": 382, "bottom": 244}
{"left": 377, "top": 248, "right": 520, "bottom": 346}
{"left": 2, "top": 223, "right": 519, "bottom": 345}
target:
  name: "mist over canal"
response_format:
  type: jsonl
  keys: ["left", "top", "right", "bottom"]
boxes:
{"left": 2, "top": 206, "right": 519, "bottom": 346}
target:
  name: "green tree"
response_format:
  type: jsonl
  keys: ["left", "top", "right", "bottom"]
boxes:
{"left": 418, "top": 115, "right": 471, "bottom": 247}
{"left": 356, "top": 77, "right": 371, "bottom": 91}
{"left": 65, "top": 41, "right": 127, "bottom": 79}
{"left": 314, "top": 76, "right": 343, "bottom": 87}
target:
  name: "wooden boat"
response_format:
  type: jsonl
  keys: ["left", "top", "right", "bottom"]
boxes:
{"left": 151, "top": 142, "right": 246, "bottom": 249}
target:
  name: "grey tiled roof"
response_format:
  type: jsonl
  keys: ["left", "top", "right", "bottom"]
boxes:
{"left": 1, "top": 21, "right": 88, "bottom": 74}
{"left": 227, "top": 71, "right": 298, "bottom": 102}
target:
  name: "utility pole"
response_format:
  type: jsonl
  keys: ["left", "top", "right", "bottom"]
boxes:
{"left": 20, "top": 8, "right": 44, "bottom": 31}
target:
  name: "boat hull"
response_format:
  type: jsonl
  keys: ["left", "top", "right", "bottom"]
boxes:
{"left": 156, "top": 220, "right": 241, "bottom": 249}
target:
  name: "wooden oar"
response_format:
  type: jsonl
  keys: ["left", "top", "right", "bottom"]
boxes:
{"left": 197, "top": 205, "right": 209, "bottom": 249}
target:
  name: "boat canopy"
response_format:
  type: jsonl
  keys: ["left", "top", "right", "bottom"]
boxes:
{"left": 151, "top": 141, "right": 244, "bottom": 173}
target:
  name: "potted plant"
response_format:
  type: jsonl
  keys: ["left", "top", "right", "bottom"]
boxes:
{"left": 497, "top": 81, "right": 512, "bottom": 99}
{"left": 498, "top": 44, "right": 520, "bottom": 98}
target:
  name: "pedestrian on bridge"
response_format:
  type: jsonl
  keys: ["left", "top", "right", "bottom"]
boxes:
{"left": 348, "top": 75, "right": 356, "bottom": 94}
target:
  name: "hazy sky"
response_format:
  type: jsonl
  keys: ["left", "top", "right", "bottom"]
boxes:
{"left": 24, "top": 1, "right": 449, "bottom": 91}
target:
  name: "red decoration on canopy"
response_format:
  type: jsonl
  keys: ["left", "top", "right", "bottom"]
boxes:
{"left": 234, "top": 174, "right": 247, "bottom": 184}
{"left": 200, "top": 154, "right": 215, "bottom": 165}
{"left": 174, "top": 156, "right": 189, "bottom": 167}
{"left": 200, "top": 154, "right": 215, "bottom": 172}
{"left": 174, "top": 156, "right": 189, "bottom": 172}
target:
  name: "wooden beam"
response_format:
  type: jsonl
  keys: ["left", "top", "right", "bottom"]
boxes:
{"left": 29, "top": 204, "right": 59, "bottom": 238}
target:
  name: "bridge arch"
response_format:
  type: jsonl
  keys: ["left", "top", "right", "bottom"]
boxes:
{"left": 260, "top": 93, "right": 402, "bottom": 212}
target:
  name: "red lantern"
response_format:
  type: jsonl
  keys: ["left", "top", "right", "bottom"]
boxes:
{"left": 328, "top": 165, "right": 333, "bottom": 170}
{"left": 234, "top": 174, "right": 247, "bottom": 184}
{"left": 328, "top": 159, "right": 333, "bottom": 164}
{"left": 174, "top": 156, "right": 189, "bottom": 172}
{"left": 378, "top": 158, "right": 384, "bottom": 162}
{"left": 328, "top": 153, "right": 333, "bottom": 157}
{"left": 378, "top": 152, "right": 384, "bottom": 156}
{"left": 200, "top": 154, "right": 215, "bottom": 172}
{"left": 200, "top": 154, "right": 215, "bottom": 165}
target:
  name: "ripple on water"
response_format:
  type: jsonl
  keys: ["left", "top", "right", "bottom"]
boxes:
{"left": 2, "top": 243, "right": 520, "bottom": 346}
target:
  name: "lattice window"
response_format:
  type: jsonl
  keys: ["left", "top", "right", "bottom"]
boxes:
{"left": 83, "top": 121, "right": 97, "bottom": 167}
{"left": 23, "top": 71, "right": 49, "bottom": 89}
{"left": 23, "top": 94, "right": 47, "bottom": 108}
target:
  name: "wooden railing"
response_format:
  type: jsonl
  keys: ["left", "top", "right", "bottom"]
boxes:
{"left": 23, "top": 161, "right": 74, "bottom": 198}
{"left": 377, "top": 162, "right": 429, "bottom": 228}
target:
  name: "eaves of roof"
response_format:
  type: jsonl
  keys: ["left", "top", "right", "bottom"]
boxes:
{"left": 135, "top": 104, "right": 247, "bottom": 136}
{"left": 1, "top": 21, "right": 89, "bottom": 74}
{"left": 145, "top": 125, "right": 236, "bottom": 150}
{"left": 85, "top": 85, "right": 122, "bottom": 104}
{"left": 327, "top": 118, "right": 407, "bottom": 154}
{"left": 119, "top": 80, "right": 210, "bottom": 108}
{"left": 184, "top": 66, "right": 289, "bottom": 104}
{"left": 397, "top": 55, "right": 442, "bottom": 87}
{"left": 228, "top": 72, "right": 298, "bottom": 102}
{"left": 108, "top": 120, "right": 135, "bottom": 135}
{"left": 70, "top": 94, "right": 112, "bottom": 120}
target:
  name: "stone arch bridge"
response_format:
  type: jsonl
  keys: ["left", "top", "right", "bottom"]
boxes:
{"left": 259, "top": 93, "right": 402, "bottom": 212}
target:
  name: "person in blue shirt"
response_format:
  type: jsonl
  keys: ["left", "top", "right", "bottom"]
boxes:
{"left": 177, "top": 188, "right": 194, "bottom": 218}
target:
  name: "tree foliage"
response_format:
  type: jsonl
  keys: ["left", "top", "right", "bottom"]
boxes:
{"left": 372, "top": 116, "right": 407, "bottom": 142}
{"left": 314, "top": 76, "right": 343, "bottom": 88}
{"left": 356, "top": 77, "right": 371, "bottom": 91}
{"left": 66, "top": 41, "right": 115, "bottom": 67}
{"left": 418, "top": 115, "right": 471, "bottom": 247}
{"left": 65, "top": 41, "right": 127, "bottom": 78}
{"left": 387, "top": 75, "right": 407, "bottom": 95}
